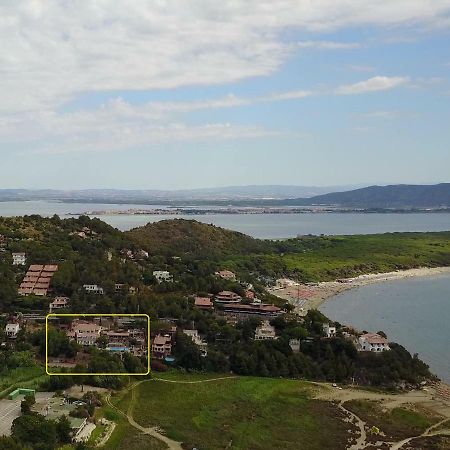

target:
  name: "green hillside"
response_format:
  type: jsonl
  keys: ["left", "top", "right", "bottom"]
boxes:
{"left": 127, "top": 219, "right": 270, "bottom": 258}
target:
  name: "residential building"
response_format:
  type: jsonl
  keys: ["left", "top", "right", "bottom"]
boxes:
{"left": 18, "top": 264, "right": 58, "bottom": 296}
{"left": 83, "top": 284, "right": 104, "bottom": 295}
{"left": 71, "top": 320, "right": 102, "bottom": 336}
{"left": 183, "top": 329, "right": 208, "bottom": 357}
{"left": 254, "top": 321, "right": 277, "bottom": 340}
{"left": 151, "top": 334, "right": 172, "bottom": 359}
{"left": 49, "top": 297, "right": 69, "bottom": 312}
{"left": 215, "top": 269, "right": 236, "bottom": 281}
{"left": 12, "top": 252, "right": 26, "bottom": 265}
{"left": 214, "top": 291, "right": 241, "bottom": 304}
{"left": 289, "top": 339, "right": 301, "bottom": 353}
{"left": 358, "top": 333, "right": 390, "bottom": 352}
{"left": 323, "top": 323, "right": 337, "bottom": 338}
{"left": 219, "top": 303, "right": 282, "bottom": 321}
{"left": 153, "top": 270, "right": 173, "bottom": 283}
{"left": 75, "top": 332, "right": 99, "bottom": 346}
{"left": 104, "top": 330, "right": 130, "bottom": 345}
{"left": 5, "top": 323, "right": 20, "bottom": 338}
{"left": 194, "top": 296, "right": 214, "bottom": 310}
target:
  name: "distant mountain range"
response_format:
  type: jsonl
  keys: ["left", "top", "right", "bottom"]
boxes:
{"left": 280, "top": 183, "right": 450, "bottom": 208}
{"left": 0, "top": 183, "right": 448, "bottom": 209}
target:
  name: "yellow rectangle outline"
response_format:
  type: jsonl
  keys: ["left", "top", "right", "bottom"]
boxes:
{"left": 46, "top": 313, "right": 150, "bottom": 376}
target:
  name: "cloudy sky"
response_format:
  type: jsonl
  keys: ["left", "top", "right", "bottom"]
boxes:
{"left": 1, "top": 1, "right": 450, "bottom": 189}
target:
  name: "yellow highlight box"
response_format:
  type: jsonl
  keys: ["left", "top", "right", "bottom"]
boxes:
{"left": 46, "top": 313, "right": 150, "bottom": 376}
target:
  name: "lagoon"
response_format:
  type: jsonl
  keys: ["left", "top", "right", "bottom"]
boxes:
{"left": 0, "top": 201, "right": 449, "bottom": 238}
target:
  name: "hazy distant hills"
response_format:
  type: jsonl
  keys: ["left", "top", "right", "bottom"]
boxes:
{"left": 282, "top": 183, "right": 450, "bottom": 208}
{"left": 0, "top": 183, "right": 448, "bottom": 208}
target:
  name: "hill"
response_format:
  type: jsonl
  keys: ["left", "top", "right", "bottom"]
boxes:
{"left": 126, "top": 219, "right": 271, "bottom": 258}
{"left": 281, "top": 183, "right": 450, "bottom": 208}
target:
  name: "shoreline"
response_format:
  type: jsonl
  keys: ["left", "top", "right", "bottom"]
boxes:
{"left": 268, "top": 266, "right": 450, "bottom": 314}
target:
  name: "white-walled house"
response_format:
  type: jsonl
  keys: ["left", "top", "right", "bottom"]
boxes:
{"left": 289, "top": 338, "right": 301, "bottom": 353}
{"left": 49, "top": 297, "right": 69, "bottom": 312}
{"left": 255, "top": 321, "right": 277, "bottom": 340}
{"left": 83, "top": 284, "right": 104, "bottom": 295}
{"left": 153, "top": 271, "right": 173, "bottom": 283}
{"left": 5, "top": 323, "right": 20, "bottom": 338}
{"left": 358, "top": 333, "right": 390, "bottom": 352}
{"left": 12, "top": 252, "right": 26, "bottom": 265}
{"left": 183, "top": 329, "right": 208, "bottom": 356}
{"left": 323, "top": 323, "right": 337, "bottom": 338}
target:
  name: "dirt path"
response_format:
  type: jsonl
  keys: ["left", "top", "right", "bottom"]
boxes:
{"left": 389, "top": 418, "right": 450, "bottom": 450}
{"left": 313, "top": 383, "right": 450, "bottom": 450}
{"left": 338, "top": 401, "right": 367, "bottom": 450}
{"left": 105, "top": 382, "right": 182, "bottom": 450}
{"left": 153, "top": 375, "right": 238, "bottom": 384}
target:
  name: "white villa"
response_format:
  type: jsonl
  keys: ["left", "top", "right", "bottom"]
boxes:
{"left": 289, "top": 338, "right": 301, "bottom": 353}
{"left": 49, "top": 297, "right": 69, "bottom": 312}
{"left": 83, "top": 284, "right": 104, "bottom": 295}
{"left": 5, "top": 323, "right": 20, "bottom": 338}
{"left": 255, "top": 321, "right": 277, "bottom": 341}
{"left": 358, "top": 333, "right": 390, "bottom": 352}
{"left": 323, "top": 323, "right": 337, "bottom": 338}
{"left": 183, "top": 329, "right": 208, "bottom": 356}
{"left": 153, "top": 271, "right": 173, "bottom": 283}
{"left": 12, "top": 252, "right": 26, "bottom": 265}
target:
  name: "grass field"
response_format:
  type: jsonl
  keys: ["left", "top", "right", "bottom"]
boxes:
{"left": 0, "top": 365, "right": 47, "bottom": 398}
{"left": 127, "top": 374, "right": 352, "bottom": 450}
{"left": 281, "top": 232, "right": 450, "bottom": 281}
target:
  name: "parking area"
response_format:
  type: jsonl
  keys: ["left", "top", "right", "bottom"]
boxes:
{"left": 0, "top": 392, "right": 54, "bottom": 437}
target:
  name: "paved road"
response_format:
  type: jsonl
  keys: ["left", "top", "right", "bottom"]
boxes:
{"left": 0, "top": 398, "right": 21, "bottom": 436}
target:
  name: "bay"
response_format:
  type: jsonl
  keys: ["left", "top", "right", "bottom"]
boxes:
{"left": 319, "top": 275, "right": 450, "bottom": 383}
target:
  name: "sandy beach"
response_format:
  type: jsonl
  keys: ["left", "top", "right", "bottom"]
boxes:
{"left": 268, "top": 266, "right": 450, "bottom": 315}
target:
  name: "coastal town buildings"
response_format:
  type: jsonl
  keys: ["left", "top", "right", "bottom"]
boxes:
{"left": 153, "top": 270, "right": 173, "bottom": 283}
{"left": 358, "top": 333, "right": 390, "bottom": 352}
{"left": 254, "top": 321, "right": 277, "bottom": 340}
{"left": 5, "top": 323, "right": 20, "bottom": 338}
{"left": 12, "top": 252, "right": 26, "bottom": 265}
{"left": 18, "top": 264, "right": 58, "bottom": 296}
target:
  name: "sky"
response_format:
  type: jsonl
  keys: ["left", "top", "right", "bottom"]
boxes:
{"left": 1, "top": 1, "right": 450, "bottom": 190}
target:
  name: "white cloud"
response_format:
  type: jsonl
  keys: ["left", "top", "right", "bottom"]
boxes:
{"left": 335, "top": 76, "right": 410, "bottom": 94}
{"left": 297, "top": 41, "right": 361, "bottom": 50}
{"left": 0, "top": 1, "right": 448, "bottom": 155}
{"left": 0, "top": 1, "right": 449, "bottom": 114}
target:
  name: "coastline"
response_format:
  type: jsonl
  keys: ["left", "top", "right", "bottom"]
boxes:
{"left": 268, "top": 266, "right": 450, "bottom": 314}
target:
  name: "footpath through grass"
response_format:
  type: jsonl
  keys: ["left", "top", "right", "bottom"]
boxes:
{"left": 131, "top": 375, "right": 352, "bottom": 450}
